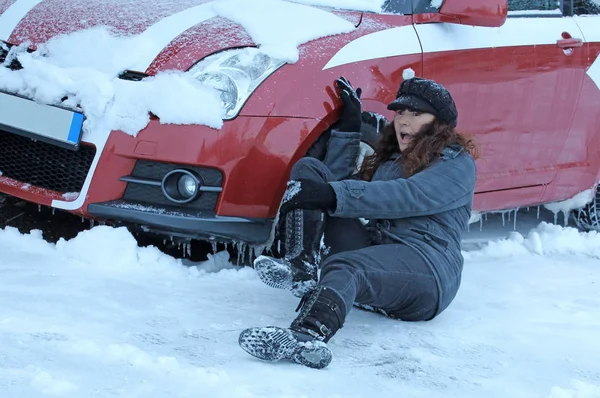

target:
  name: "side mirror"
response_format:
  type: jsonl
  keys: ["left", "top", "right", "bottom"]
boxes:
{"left": 439, "top": 0, "right": 508, "bottom": 27}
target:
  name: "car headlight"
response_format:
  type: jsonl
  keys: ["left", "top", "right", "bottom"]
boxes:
{"left": 188, "top": 47, "right": 286, "bottom": 120}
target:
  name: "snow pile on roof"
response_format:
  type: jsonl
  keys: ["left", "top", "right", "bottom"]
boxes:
{"left": 0, "top": 0, "right": 356, "bottom": 139}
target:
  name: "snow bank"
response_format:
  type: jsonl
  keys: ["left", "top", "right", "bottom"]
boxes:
{"left": 3, "top": 217, "right": 599, "bottom": 284}
{"left": 0, "top": 0, "right": 356, "bottom": 140}
{"left": 464, "top": 221, "right": 600, "bottom": 260}
{"left": 543, "top": 188, "right": 595, "bottom": 226}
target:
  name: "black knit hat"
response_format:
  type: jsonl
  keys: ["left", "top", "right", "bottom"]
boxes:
{"left": 387, "top": 77, "right": 458, "bottom": 127}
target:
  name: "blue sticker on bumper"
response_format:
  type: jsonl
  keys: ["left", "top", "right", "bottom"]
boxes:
{"left": 68, "top": 112, "right": 84, "bottom": 144}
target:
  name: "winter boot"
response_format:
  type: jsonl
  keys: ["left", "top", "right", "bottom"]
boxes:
{"left": 254, "top": 209, "right": 326, "bottom": 297}
{"left": 239, "top": 286, "right": 346, "bottom": 369}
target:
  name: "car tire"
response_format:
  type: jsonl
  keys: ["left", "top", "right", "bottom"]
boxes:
{"left": 572, "top": 185, "right": 600, "bottom": 232}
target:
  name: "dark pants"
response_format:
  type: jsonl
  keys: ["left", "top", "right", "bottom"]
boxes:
{"left": 291, "top": 158, "right": 439, "bottom": 321}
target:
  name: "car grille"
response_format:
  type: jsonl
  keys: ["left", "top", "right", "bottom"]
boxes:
{"left": 122, "top": 160, "right": 223, "bottom": 212}
{"left": 0, "top": 129, "right": 96, "bottom": 194}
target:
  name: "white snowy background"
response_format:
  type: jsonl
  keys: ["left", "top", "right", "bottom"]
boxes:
{"left": 1, "top": 0, "right": 600, "bottom": 397}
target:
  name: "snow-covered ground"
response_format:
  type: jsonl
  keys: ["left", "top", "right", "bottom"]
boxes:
{"left": 1, "top": 208, "right": 599, "bottom": 398}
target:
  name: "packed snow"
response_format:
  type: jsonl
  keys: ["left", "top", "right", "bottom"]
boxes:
{"left": 1, "top": 210, "right": 599, "bottom": 397}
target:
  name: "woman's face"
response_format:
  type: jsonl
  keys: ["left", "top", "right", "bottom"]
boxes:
{"left": 393, "top": 108, "right": 436, "bottom": 151}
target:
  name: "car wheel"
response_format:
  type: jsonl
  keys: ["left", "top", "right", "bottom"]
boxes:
{"left": 572, "top": 186, "right": 600, "bottom": 231}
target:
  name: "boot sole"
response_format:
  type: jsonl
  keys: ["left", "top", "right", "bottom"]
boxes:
{"left": 254, "top": 256, "right": 294, "bottom": 291}
{"left": 239, "top": 326, "right": 332, "bottom": 369}
{"left": 254, "top": 256, "right": 316, "bottom": 297}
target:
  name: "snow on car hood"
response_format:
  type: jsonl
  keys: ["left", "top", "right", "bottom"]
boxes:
{"left": 0, "top": 0, "right": 376, "bottom": 46}
{"left": 0, "top": 0, "right": 359, "bottom": 140}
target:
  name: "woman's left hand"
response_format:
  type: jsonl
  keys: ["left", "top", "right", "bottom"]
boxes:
{"left": 335, "top": 76, "right": 362, "bottom": 132}
{"left": 280, "top": 179, "right": 337, "bottom": 213}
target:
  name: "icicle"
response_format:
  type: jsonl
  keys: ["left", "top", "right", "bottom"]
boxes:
{"left": 235, "top": 240, "right": 242, "bottom": 265}
{"left": 479, "top": 216, "right": 483, "bottom": 231}
{"left": 52, "top": 208, "right": 55, "bottom": 215}
{"left": 485, "top": 213, "right": 488, "bottom": 221}
{"left": 187, "top": 243, "right": 192, "bottom": 257}
{"left": 211, "top": 240, "right": 217, "bottom": 254}
{"left": 553, "top": 212, "right": 558, "bottom": 225}
{"left": 526, "top": 207, "right": 530, "bottom": 212}
{"left": 81, "top": 216, "right": 85, "bottom": 223}
{"left": 507, "top": 211, "right": 511, "bottom": 222}
{"left": 501, "top": 212, "right": 505, "bottom": 226}
{"left": 563, "top": 210, "right": 568, "bottom": 227}
{"left": 38, "top": 205, "right": 41, "bottom": 212}
{"left": 513, "top": 209, "right": 518, "bottom": 230}
{"left": 89, "top": 219, "right": 95, "bottom": 228}
{"left": 537, "top": 206, "right": 540, "bottom": 219}
{"left": 241, "top": 243, "right": 247, "bottom": 265}
{"left": 163, "top": 239, "right": 166, "bottom": 245}
{"left": 252, "top": 245, "right": 265, "bottom": 260}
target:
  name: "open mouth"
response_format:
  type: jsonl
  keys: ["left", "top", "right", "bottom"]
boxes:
{"left": 400, "top": 133, "right": 413, "bottom": 140}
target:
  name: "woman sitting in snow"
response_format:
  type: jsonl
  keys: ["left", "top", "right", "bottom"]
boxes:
{"left": 238, "top": 74, "right": 478, "bottom": 369}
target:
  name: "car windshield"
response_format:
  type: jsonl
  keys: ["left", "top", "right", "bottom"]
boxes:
{"left": 381, "top": 0, "right": 412, "bottom": 13}
{"left": 509, "top": 0, "right": 561, "bottom": 11}
{"left": 380, "top": 0, "right": 440, "bottom": 14}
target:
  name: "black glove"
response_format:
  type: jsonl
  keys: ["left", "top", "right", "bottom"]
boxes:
{"left": 361, "top": 111, "right": 388, "bottom": 131}
{"left": 335, "top": 76, "right": 362, "bottom": 132}
{"left": 280, "top": 179, "right": 337, "bottom": 214}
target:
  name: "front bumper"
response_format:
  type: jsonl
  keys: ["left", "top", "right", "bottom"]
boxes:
{"left": 88, "top": 200, "right": 274, "bottom": 244}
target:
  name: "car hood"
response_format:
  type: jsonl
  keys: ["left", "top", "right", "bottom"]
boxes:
{"left": 0, "top": 0, "right": 361, "bottom": 74}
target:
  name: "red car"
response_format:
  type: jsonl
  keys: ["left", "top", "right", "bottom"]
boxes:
{"left": 0, "top": 0, "right": 599, "bottom": 246}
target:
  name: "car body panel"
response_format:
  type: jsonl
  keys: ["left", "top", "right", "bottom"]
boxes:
{"left": 544, "top": 14, "right": 600, "bottom": 204}
{"left": 254, "top": 14, "right": 419, "bottom": 119}
{"left": 416, "top": 17, "right": 587, "bottom": 196}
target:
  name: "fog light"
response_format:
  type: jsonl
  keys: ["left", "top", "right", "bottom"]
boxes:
{"left": 161, "top": 169, "right": 201, "bottom": 203}
{"left": 178, "top": 175, "right": 198, "bottom": 198}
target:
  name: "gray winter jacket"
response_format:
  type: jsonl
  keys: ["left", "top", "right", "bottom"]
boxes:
{"left": 323, "top": 130, "right": 477, "bottom": 316}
